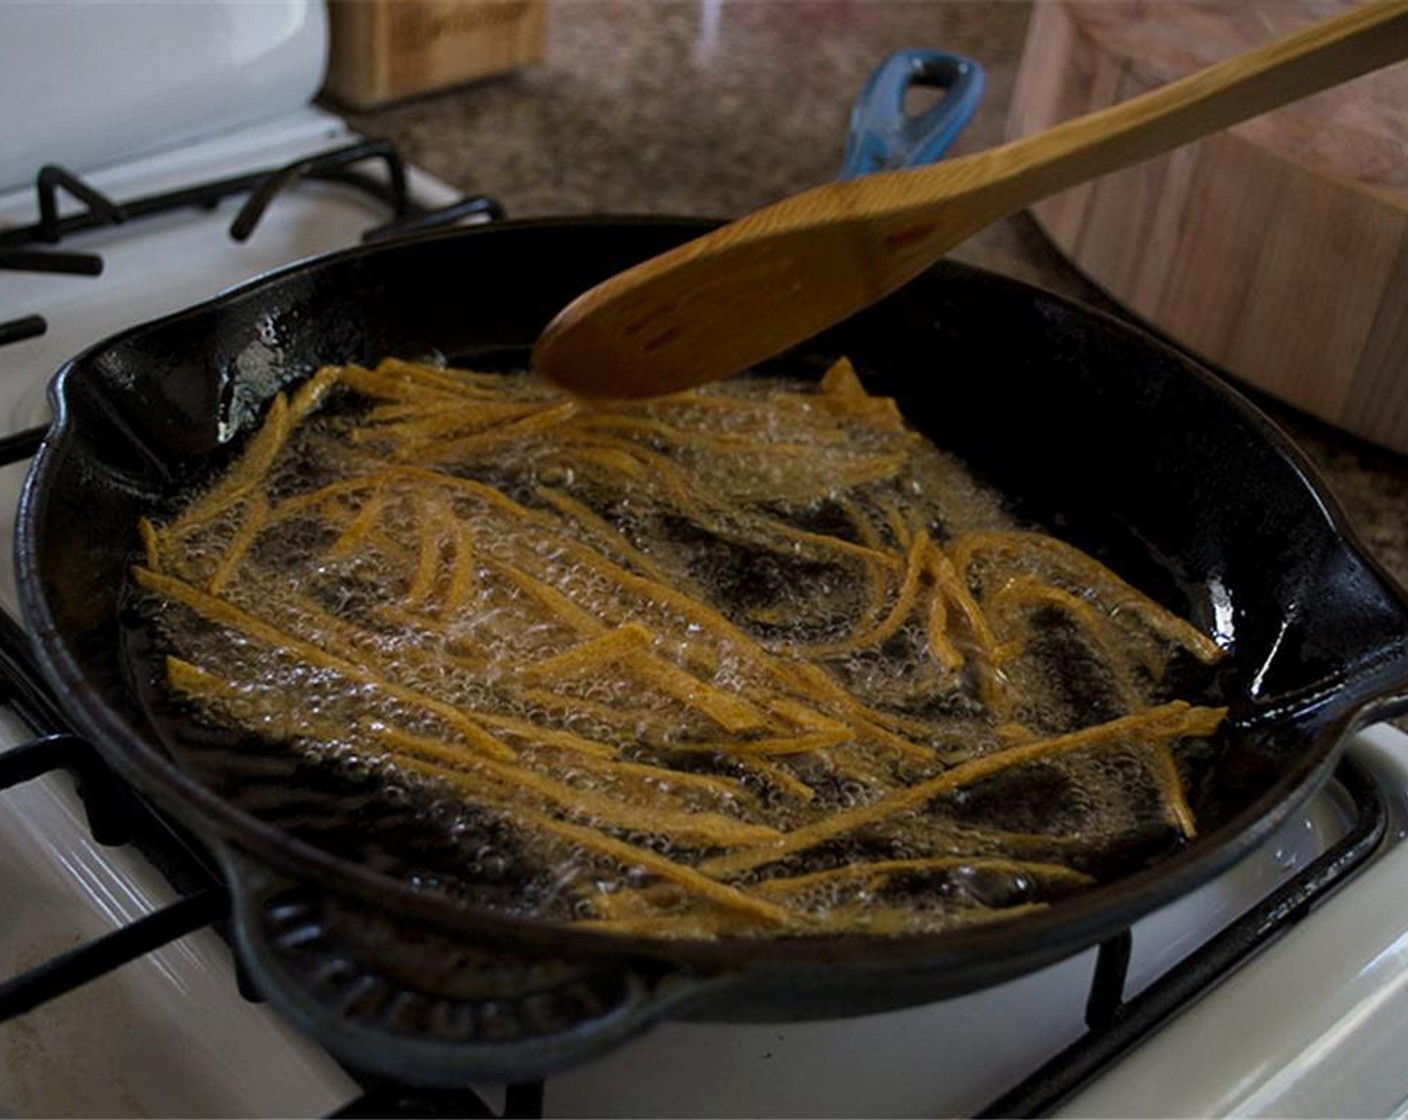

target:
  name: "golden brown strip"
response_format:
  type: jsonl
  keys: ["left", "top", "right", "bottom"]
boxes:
{"left": 699, "top": 702, "right": 1227, "bottom": 878}
{"left": 377, "top": 357, "right": 545, "bottom": 397}
{"left": 989, "top": 574, "right": 1147, "bottom": 710}
{"left": 753, "top": 856, "right": 1094, "bottom": 896}
{"left": 138, "top": 517, "right": 161, "bottom": 570}
{"left": 382, "top": 737, "right": 780, "bottom": 849}
{"left": 569, "top": 412, "right": 857, "bottom": 454}
{"left": 1147, "top": 743, "right": 1199, "bottom": 839}
{"left": 619, "top": 648, "right": 772, "bottom": 734}
{"left": 520, "top": 623, "right": 772, "bottom": 735}
{"left": 509, "top": 808, "right": 796, "bottom": 926}
{"left": 340, "top": 359, "right": 503, "bottom": 403}
{"left": 442, "top": 519, "right": 478, "bottom": 614}
{"left": 163, "top": 392, "right": 289, "bottom": 536}
{"left": 928, "top": 543, "right": 1000, "bottom": 657}
{"left": 662, "top": 729, "right": 853, "bottom": 757}
{"left": 519, "top": 623, "right": 652, "bottom": 679}
{"left": 481, "top": 557, "right": 606, "bottom": 637}
{"left": 545, "top": 749, "right": 757, "bottom": 803}
{"left": 289, "top": 364, "right": 344, "bottom": 420}
{"left": 794, "top": 530, "right": 929, "bottom": 656}
{"left": 882, "top": 499, "right": 913, "bottom": 550}
{"left": 534, "top": 485, "right": 676, "bottom": 584}
{"left": 207, "top": 493, "right": 269, "bottom": 595}
{"left": 568, "top": 444, "right": 651, "bottom": 481}
{"left": 951, "top": 531, "right": 1224, "bottom": 664}
{"left": 820, "top": 355, "right": 865, "bottom": 397}
{"left": 362, "top": 399, "right": 551, "bottom": 440}
{"left": 328, "top": 486, "right": 389, "bottom": 557}
{"left": 925, "top": 582, "right": 964, "bottom": 671}
{"left": 566, "top": 431, "right": 903, "bottom": 569}
{"left": 404, "top": 495, "right": 450, "bottom": 609}
{"left": 737, "top": 757, "right": 818, "bottom": 803}
{"left": 167, "top": 656, "right": 765, "bottom": 847}
{"left": 467, "top": 712, "right": 618, "bottom": 760}
{"left": 135, "top": 566, "right": 518, "bottom": 763}
{"left": 402, "top": 401, "right": 579, "bottom": 461}
{"left": 837, "top": 495, "right": 885, "bottom": 551}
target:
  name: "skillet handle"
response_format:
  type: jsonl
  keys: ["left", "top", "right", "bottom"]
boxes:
{"left": 840, "top": 49, "right": 985, "bottom": 179}
{"left": 220, "top": 848, "right": 718, "bottom": 1084}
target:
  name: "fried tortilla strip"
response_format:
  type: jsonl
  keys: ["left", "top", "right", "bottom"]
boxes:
{"left": 163, "top": 393, "right": 289, "bottom": 536}
{"left": 404, "top": 493, "right": 451, "bottom": 609}
{"left": 340, "top": 358, "right": 508, "bottom": 403}
{"left": 988, "top": 575, "right": 1148, "bottom": 709}
{"left": 753, "top": 856, "right": 1095, "bottom": 896}
{"left": 399, "top": 400, "right": 579, "bottom": 462}
{"left": 138, "top": 517, "right": 161, "bottom": 570}
{"left": 328, "top": 486, "right": 390, "bottom": 557}
{"left": 442, "top": 518, "right": 478, "bottom": 614}
{"left": 794, "top": 530, "right": 929, "bottom": 656}
{"left": 534, "top": 485, "right": 677, "bottom": 585}
{"left": 510, "top": 808, "right": 797, "bottom": 927}
{"left": 135, "top": 566, "right": 518, "bottom": 763}
{"left": 522, "top": 623, "right": 772, "bottom": 735}
{"left": 952, "top": 531, "right": 1224, "bottom": 664}
{"left": 1147, "top": 743, "right": 1199, "bottom": 839}
{"left": 661, "top": 729, "right": 852, "bottom": 757}
{"left": 206, "top": 493, "right": 269, "bottom": 596}
{"left": 167, "top": 656, "right": 766, "bottom": 847}
{"left": 925, "top": 583, "right": 965, "bottom": 671}
{"left": 385, "top": 740, "right": 781, "bottom": 849}
{"left": 699, "top": 702, "right": 1227, "bottom": 879}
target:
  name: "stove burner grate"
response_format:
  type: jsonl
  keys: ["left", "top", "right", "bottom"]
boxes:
{"left": 0, "top": 141, "right": 503, "bottom": 272}
{"left": 0, "top": 314, "right": 45, "bottom": 350}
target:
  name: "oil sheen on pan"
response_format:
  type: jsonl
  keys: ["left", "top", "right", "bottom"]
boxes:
{"left": 125, "top": 356, "right": 1227, "bottom": 941}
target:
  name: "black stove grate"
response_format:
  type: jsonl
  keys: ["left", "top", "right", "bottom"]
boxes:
{"left": 0, "top": 314, "right": 45, "bottom": 350}
{"left": 0, "top": 142, "right": 502, "bottom": 265}
{"left": 0, "top": 140, "right": 502, "bottom": 361}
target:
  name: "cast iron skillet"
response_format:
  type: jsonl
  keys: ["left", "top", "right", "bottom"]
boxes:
{"left": 15, "top": 216, "right": 1408, "bottom": 1082}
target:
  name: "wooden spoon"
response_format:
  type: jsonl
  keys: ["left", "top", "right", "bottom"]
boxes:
{"left": 533, "top": 0, "right": 1408, "bottom": 399}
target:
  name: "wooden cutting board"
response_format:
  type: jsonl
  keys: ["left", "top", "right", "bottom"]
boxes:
{"left": 1008, "top": 1, "right": 1408, "bottom": 454}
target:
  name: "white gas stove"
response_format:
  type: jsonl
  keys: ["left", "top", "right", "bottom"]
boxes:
{"left": 4, "top": 4, "right": 1408, "bottom": 1117}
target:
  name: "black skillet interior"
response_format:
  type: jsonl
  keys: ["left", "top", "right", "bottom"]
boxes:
{"left": 19, "top": 218, "right": 1408, "bottom": 996}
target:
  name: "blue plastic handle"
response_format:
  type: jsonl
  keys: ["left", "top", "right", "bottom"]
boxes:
{"left": 840, "top": 49, "right": 985, "bottom": 179}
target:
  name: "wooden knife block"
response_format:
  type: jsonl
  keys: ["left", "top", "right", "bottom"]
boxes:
{"left": 322, "top": 0, "right": 546, "bottom": 110}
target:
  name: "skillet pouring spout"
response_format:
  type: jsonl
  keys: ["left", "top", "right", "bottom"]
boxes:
{"left": 17, "top": 219, "right": 1408, "bottom": 1082}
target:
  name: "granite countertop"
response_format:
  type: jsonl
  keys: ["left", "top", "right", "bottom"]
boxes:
{"left": 341, "top": 0, "right": 1408, "bottom": 598}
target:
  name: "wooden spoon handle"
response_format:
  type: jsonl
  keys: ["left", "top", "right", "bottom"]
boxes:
{"left": 938, "top": 0, "right": 1408, "bottom": 222}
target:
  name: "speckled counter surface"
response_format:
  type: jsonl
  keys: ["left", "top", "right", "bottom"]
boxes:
{"left": 340, "top": 0, "right": 1408, "bottom": 596}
